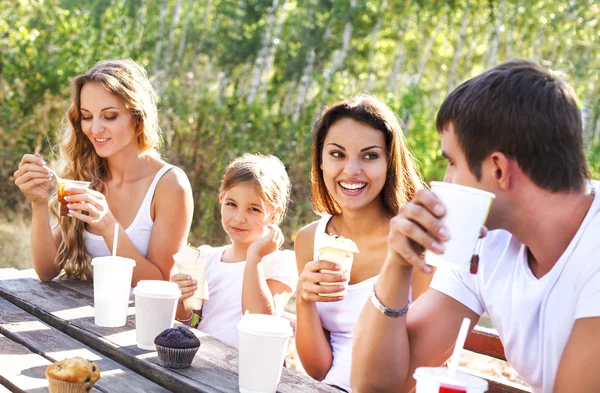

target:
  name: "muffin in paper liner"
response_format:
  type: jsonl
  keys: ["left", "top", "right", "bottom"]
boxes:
{"left": 47, "top": 378, "right": 93, "bottom": 393}
{"left": 155, "top": 345, "right": 200, "bottom": 368}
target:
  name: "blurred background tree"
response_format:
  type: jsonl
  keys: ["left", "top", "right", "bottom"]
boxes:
{"left": 1, "top": 0, "right": 599, "bottom": 247}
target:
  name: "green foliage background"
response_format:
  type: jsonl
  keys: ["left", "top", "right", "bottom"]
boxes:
{"left": 1, "top": 0, "right": 599, "bottom": 246}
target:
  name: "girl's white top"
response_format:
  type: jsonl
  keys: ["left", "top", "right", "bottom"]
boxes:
{"left": 196, "top": 245, "right": 298, "bottom": 347}
{"left": 313, "top": 215, "right": 412, "bottom": 393}
{"left": 85, "top": 165, "right": 177, "bottom": 258}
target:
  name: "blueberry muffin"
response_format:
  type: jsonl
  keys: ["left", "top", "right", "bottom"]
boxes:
{"left": 45, "top": 357, "right": 100, "bottom": 393}
{"left": 154, "top": 326, "right": 201, "bottom": 368}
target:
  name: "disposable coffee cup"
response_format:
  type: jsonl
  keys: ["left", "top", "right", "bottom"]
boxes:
{"left": 425, "top": 182, "right": 495, "bottom": 270}
{"left": 57, "top": 179, "right": 91, "bottom": 217}
{"left": 92, "top": 256, "right": 135, "bottom": 327}
{"left": 237, "top": 314, "right": 292, "bottom": 393}
{"left": 133, "top": 280, "right": 181, "bottom": 350}
{"left": 414, "top": 367, "right": 488, "bottom": 392}
{"left": 316, "top": 234, "right": 359, "bottom": 297}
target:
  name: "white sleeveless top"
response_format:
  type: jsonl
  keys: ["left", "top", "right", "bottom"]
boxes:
{"left": 85, "top": 165, "right": 177, "bottom": 258}
{"left": 313, "top": 215, "right": 378, "bottom": 392}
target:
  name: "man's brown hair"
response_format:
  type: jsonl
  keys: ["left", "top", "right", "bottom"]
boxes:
{"left": 436, "top": 60, "right": 590, "bottom": 192}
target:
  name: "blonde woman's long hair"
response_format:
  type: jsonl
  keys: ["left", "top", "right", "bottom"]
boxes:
{"left": 50, "top": 59, "right": 162, "bottom": 280}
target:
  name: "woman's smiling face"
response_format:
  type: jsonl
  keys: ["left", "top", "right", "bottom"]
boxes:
{"left": 321, "top": 117, "right": 388, "bottom": 212}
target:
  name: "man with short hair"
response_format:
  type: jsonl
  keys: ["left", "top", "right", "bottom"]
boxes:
{"left": 351, "top": 60, "right": 600, "bottom": 393}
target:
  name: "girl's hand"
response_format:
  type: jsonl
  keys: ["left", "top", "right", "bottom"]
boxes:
{"left": 13, "top": 153, "right": 53, "bottom": 204}
{"left": 247, "top": 224, "right": 284, "bottom": 262}
{"left": 170, "top": 273, "right": 197, "bottom": 303}
{"left": 64, "top": 187, "right": 116, "bottom": 235}
{"left": 297, "top": 259, "right": 348, "bottom": 303}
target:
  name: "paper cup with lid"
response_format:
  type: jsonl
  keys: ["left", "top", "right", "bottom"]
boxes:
{"left": 316, "top": 233, "right": 360, "bottom": 297}
{"left": 424, "top": 182, "right": 495, "bottom": 270}
{"left": 92, "top": 256, "right": 135, "bottom": 327}
{"left": 237, "top": 313, "right": 293, "bottom": 393}
{"left": 133, "top": 280, "right": 181, "bottom": 350}
{"left": 414, "top": 367, "right": 488, "bottom": 392}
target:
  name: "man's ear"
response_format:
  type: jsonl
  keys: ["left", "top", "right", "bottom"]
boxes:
{"left": 489, "top": 152, "right": 511, "bottom": 190}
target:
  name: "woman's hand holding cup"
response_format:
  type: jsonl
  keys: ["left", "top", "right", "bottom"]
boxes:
{"left": 297, "top": 259, "right": 348, "bottom": 303}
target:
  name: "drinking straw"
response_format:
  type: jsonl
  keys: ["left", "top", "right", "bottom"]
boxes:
{"left": 112, "top": 223, "right": 119, "bottom": 258}
{"left": 448, "top": 317, "right": 471, "bottom": 377}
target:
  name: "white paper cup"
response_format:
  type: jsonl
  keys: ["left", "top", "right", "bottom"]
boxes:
{"left": 92, "top": 256, "right": 136, "bottom": 327}
{"left": 237, "top": 314, "right": 293, "bottom": 393}
{"left": 133, "top": 280, "right": 181, "bottom": 350}
{"left": 414, "top": 367, "right": 488, "bottom": 392}
{"left": 425, "top": 182, "right": 495, "bottom": 270}
{"left": 318, "top": 247, "right": 354, "bottom": 297}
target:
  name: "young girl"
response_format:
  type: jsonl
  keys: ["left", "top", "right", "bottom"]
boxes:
{"left": 171, "top": 154, "right": 298, "bottom": 347}
{"left": 294, "top": 95, "right": 431, "bottom": 392}
{"left": 13, "top": 59, "right": 193, "bottom": 285}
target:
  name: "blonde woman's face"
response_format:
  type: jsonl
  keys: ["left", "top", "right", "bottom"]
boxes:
{"left": 220, "top": 183, "right": 276, "bottom": 246}
{"left": 79, "top": 82, "right": 137, "bottom": 158}
{"left": 321, "top": 118, "right": 388, "bottom": 212}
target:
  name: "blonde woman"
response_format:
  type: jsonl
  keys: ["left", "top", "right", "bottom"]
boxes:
{"left": 13, "top": 59, "right": 193, "bottom": 285}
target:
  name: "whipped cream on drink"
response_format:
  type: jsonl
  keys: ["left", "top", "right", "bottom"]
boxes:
{"left": 316, "top": 233, "right": 359, "bottom": 297}
{"left": 173, "top": 245, "right": 209, "bottom": 311}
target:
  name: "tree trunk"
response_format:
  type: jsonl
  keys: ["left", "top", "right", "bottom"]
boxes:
{"left": 415, "top": 13, "right": 445, "bottom": 86}
{"left": 488, "top": 0, "right": 505, "bottom": 67}
{"left": 292, "top": 48, "right": 316, "bottom": 124}
{"left": 247, "top": 0, "right": 279, "bottom": 105}
{"left": 133, "top": 0, "right": 147, "bottom": 52}
{"left": 388, "top": 11, "right": 415, "bottom": 95}
{"left": 152, "top": 0, "right": 169, "bottom": 77}
{"left": 176, "top": 0, "right": 193, "bottom": 67}
{"left": 259, "top": 0, "right": 288, "bottom": 102}
{"left": 447, "top": 1, "right": 469, "bottom": 94}
{"left": 364, "top": 0, "right": 386, "bottom": 92}
{"left": 160, "top": 0, "right": 184, "bottom": 85}
{"left": 324, "top": 0, "right": 356, "bottom": 85}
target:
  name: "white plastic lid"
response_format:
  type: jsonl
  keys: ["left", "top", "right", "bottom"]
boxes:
{"left": 91, "top": 256, "right": 136, "bottom": 268}
{"left": 430, "top": 181, "right": 496, "bottom": 199}
{"left": 133, "top": 280, "right": 181, "bottom": 299}
{"left": 413, "top": 367, "right": 488, "bottom": 389}
{"left": 237, "top": 314, "right": 293, "bottom": 337}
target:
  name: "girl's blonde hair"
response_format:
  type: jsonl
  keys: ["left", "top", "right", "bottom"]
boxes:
{"left": 50, "top": 59, "right": 162, "bottom": 280}
{"left": 220, "top": 154, "right": 291, "bottom": 224}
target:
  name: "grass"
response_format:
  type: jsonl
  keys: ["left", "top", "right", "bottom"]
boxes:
{"left": 0, "top": 217, "right": 33, "bottom": 269}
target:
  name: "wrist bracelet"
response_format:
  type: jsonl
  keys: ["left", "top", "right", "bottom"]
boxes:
{"left": 370, "top": 285, "right": 409, "bottom": 318}
{"left": 175, "top": 312, "right": 200, "bottom": 328}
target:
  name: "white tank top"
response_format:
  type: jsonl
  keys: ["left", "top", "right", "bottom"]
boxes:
{"left": 85, "top": 165, "right": 177, "bottom": 258}
{"left": 313, "top": 215, "right": 412, "bottom": 392}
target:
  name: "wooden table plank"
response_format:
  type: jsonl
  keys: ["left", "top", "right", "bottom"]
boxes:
{"left": 0, "top": 298, "right": 169, "bottom": 393}
{"left": 0, "top": 332, "right": 105, "bottom": 393}
{"left": 0, "top": 269, "right": 339, "bottom": 393}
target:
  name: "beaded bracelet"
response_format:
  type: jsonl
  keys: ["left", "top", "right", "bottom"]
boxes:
{"left": 175, "top": 312, "right": 200, "bottom": 328}
{"left": 370, "top": 285, "right": 409, "bottom": 318}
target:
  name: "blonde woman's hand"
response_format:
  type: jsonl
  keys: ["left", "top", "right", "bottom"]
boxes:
{"left": 296, "top": 259, "right": 348, "bottom": 303}
{"left": 63, "top": 187, "right": 116, "bottom": 235}
{"left": 247, "top": 224, "right": 284, "bottom": 262}
{"left": 13, "top": 153, "right": 53, "bottom": 204}
{"left": 170, "top": 273, "right": 197, "bottom": 303}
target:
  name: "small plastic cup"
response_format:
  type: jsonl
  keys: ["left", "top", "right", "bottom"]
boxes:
{"left": 133, "top": 280, "right": 181, "bottom": 350}
{"left": 424, "top": 182, "right": 495, "bottom": 270}
{"left": 414, "top": 367, "right": 488, "bottom": 392}
{"left": 57, "top": 179, "right": 91, "bottom": 217}
{"left": 318, "top": 247, "right": 354, "bottom": 297}
{"left": 92, "top": 256, "right": 136, "bottom": 327}
{"left": 237, "top": 314, "right": 293, "bottom": 393}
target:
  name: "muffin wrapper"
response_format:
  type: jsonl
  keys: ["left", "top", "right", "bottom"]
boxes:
{"left": 47, "top": 377, "right": 94, "bottom": 393}
{"left": 156, "top": 345, "right": 199, "bottom": 368}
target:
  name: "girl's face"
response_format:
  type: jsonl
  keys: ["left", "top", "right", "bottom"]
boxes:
{"left": 79, "top": 81, "right": 137, "bottom": 159}
{"left": 220, "top": 183, "right": 277, "bottom": 246}
{"left": 321, "top": 117, "right": 389, "bottom": 212}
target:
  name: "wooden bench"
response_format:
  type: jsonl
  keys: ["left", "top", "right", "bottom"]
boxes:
{"left": 282, "top": 311, "right": 531, "bottom": 393}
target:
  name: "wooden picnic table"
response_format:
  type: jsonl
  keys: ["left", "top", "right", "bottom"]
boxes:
{"left": 0, "top": 268, "right": 340, "bottom": 393}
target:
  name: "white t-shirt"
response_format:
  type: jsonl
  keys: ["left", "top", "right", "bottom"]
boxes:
{"left": 430, "top": 181, "right": 600, "bottom": 393}
{"left": 196, "top": 245, "right": 298, "bottom": 347}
